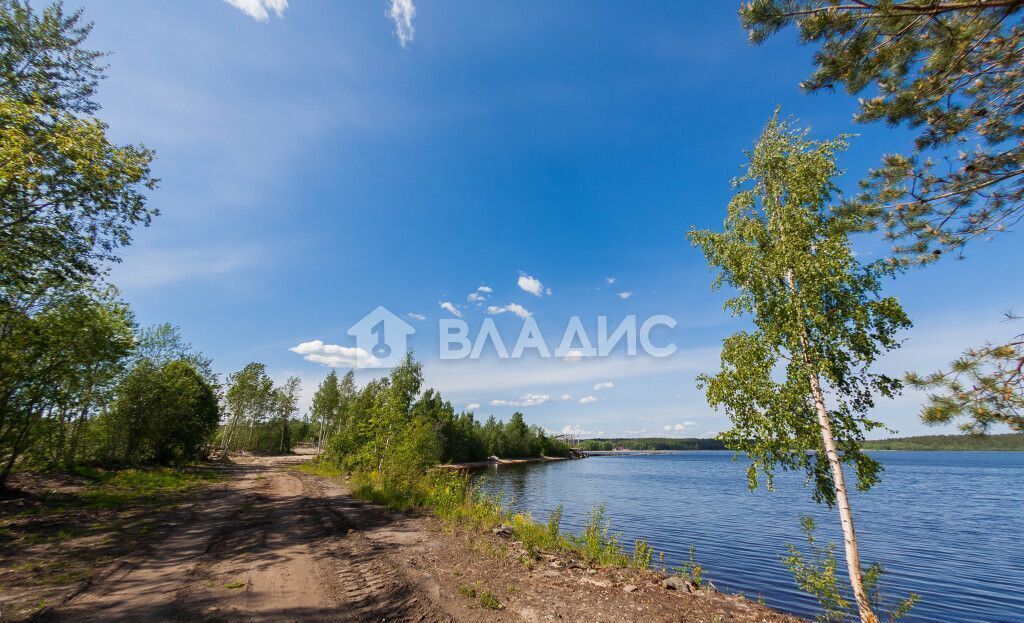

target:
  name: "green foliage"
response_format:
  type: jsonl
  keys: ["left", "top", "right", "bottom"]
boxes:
{"left": 547, "top": 504, "right": 563, "bottom": 542}
{"left": 689, "top": 115, "right": 911, "bottom": 506}
{"left": 477, "top": 588, "right": 502, "bottom": 610}
{"left": 674, "top": 545, "right": 704, "bottom": 588}
{"left": 343, "top": 466, "right": 667, "bottom": 574}
{"left": 95, "top": 358, "right": 219, "bottom": 467}
{"left": 320, "top": 354, "right": 569, "bottom": 490}
{"left": 574, "top": 504, "right": 628, "bottom": 566}
{"left": 783, "top": 516, "right": 919, "bottom": 622}
{"left": 0, "top": 1, "right": 196, "bottom": 484}
{"left": 0, "top": 1, "right": 156, "bottom": 297}
{"left": 739, "top": 0, "right": 1024, "bottom": 441}
{"left": 740, "top": 0, "right": 1024, "bottom": 264}
{"left": 782, "top": 516, "right": 849, "bottom": 622}
{"left": 1, "top": 289, "right": 135, "bottom": 479}
{"left": 77, "top": 467, "right": 219, "bottom": 509}
{"left": 862, "top": 433, "right": 1024, "bottom": 451}
{"left": 905, "top": 317, "right": 1023, "bottom": 433}
{"left": 457, "top": 582, "right": 503, "bottom": 610}
{"left": 579, "top": 438, "right": 726, "bottom": 451}
{"left": 630, "top": 538, "right": 654, "bottom": 571}
{"left": 218, "top": 364, "right": 299, "bottom": 455}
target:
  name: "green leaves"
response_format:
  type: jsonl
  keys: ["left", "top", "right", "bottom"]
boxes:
{"left": 740, "top": 0, "right": 1024, "bottom": 264}
{"left": 782, "top": 516, "right": 921, "bottom": 622}
{"left": 1, "top": 1, "right": 156, "bottom": 305}
{"left": 690, "top": 116, "right": 909, "bottom": 506}
{"left": 739, "top": 0, "right": 1024, "bottom": 438}
{"left": 907, "top": 315, "right": 1024, "bottom": 433}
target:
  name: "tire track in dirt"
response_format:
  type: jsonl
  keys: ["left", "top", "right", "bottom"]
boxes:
{"left": 297, "top": 473, "right": 448, "bottom": 623}
{"left": 40, "top": 455, "right": 451, "bottom": 623}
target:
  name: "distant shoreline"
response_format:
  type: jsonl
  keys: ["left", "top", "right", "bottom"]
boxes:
{"left": 438, "top": 455, "right": 576, "bottom": 469}
{"left": 580, "top": 433, "right": 1024, "bottom": 452}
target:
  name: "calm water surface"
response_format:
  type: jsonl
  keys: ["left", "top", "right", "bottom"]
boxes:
{"left": 474, "top": 451, "right": 1023, "bottom": 623}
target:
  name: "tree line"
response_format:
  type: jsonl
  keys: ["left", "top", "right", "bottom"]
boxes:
{"left": 579, "top": 438, "right": 726, "bottom": 451}
{"left": 862, "top": 433, "right": 1024, "bottom": 452}
{"left": 307, "top": 355, "right": 569, "bottom": 474}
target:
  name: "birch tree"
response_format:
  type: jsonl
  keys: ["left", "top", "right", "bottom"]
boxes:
{"left": 689, "top": 117, "right": 911, "bottom": 623}
{"left": 739, "top": 0, "right": 1024, "bottom": 436}
{"left": 274, "top": 376, "right": 300, "bottom": 454}
{"left": 311, "top": 371, "right": 340, "bottom": 452}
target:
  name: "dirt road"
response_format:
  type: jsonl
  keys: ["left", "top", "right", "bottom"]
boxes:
{"left": 41, "top": 454, "right": 449, "bottom": 622}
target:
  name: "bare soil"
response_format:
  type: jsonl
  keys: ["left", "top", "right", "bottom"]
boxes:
{"left": 2, "top": 453, "right": 804, "bottom": 623}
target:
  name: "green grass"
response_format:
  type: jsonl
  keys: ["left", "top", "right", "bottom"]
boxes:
{"left": 343, "top": 467, "right": 666, "bottom": 574}
{"left": 457, "top": 582, "right": 503, "bottom": 610}
{"left": 224, "top": 581, "right": 246, "bottom": 589}
{"left": 78, "top": 468, "right": 220, "bottom": 509}
{"left": 291, "top": 461, "right": 348, "bottom": 479}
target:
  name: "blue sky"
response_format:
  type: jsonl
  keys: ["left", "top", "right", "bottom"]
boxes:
{"left": 78, "top": 0, "right": 1022, "bottom": 438}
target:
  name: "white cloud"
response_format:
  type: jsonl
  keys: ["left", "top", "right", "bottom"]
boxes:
{"left": 517, "top": 273, "right": 549, "bottom": 297}
{"left": 489, "top": 393, "right": 550, "bottom": 408}
{"left": 406, "top": 312, "right": 426, "bottom": 321}
{"left": 439, "top": 301, "right": 463, "bottom": 318}
{"left": 606, "top": 276, "right": 616, "bottom": 285}
{"left": 468, "top": 292, "right": 486, "bottom": 302}
{"left": 579, "top": 395, "right": 598, "bottom": 405}
{"left": 562, "top": 349, "right": 584, "bottom": 363}
{"left": 593, "top": 381, "right": 614, "bottom": 390}
{"left": 466, "top": 403, "right": 480, "bottom": 410}
{"left": 664, "top": 422, "right": 697, "bottom": 432}
{"left": 520, "top": 393, "right": 550, "bottom": 406}
{"left": 387, "top": 0, "right": 416, "bottom": 47}
{"left": 559, "top": 424, "right": 604, "bottom": 437}
{"left": 289, "top": 340, "right": 380, "bottom": 369}
{"left": 560, "top": 394, "right": 573, "bottom": 401}
{"left": 487, "top": 303, "right": 532, "bottom": 319}
{"left": 224, "top": 0, "right": 287, "bottom": 21}
{"left": 478, "top": 285, "right": 493, "bottom": 293}
{"left": 625, "top": 429, "right": 647, "bottom": 435}
{"left": 618, "top": 291, "right": 633, "bottom": 299}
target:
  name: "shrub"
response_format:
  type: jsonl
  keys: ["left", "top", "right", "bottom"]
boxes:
{"left": 631, "top": 538, "right": 654, "bottom": 570}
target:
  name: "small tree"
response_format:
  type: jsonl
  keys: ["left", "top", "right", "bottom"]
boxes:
{"left": 99, "top": 358, "right": 218, "bottom": 466}
{"left": 274, "top": 376, "right": 300, "bottom": 454}
{"left": 222, "top": 363, "right": 273, "bottom": 453}
{"left": 311, "top": 371, "right": 340, "bottom": 452}
{"left": 689, "top": 116, "right": 911, "bottom": 623}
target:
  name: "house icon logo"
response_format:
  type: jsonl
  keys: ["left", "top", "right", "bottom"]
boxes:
{"left": 347, "top": 306, "right": 415, "bottom": 369}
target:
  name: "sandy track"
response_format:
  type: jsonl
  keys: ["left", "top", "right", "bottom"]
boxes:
{"left": 41, "top": 455, "right": 449, "bottom": 623}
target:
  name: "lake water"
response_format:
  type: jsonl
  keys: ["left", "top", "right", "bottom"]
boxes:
{"left": 473, "top": 451, "right": 1024, "bottom": 623}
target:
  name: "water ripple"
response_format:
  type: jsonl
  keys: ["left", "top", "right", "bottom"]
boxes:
{"left": 475, "top": 451, "right": 1024, "bottom": 623}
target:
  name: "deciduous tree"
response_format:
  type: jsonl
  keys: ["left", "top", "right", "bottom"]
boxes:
{"left": 689, "top": 116, "right": 911, "bottom": 623}
{"left": 739, "top": 0, "right": 1024, "bottom": 435}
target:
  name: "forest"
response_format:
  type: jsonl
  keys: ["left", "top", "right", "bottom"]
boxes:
{"left": 0, "top": 2, "right": 561, "bottom": 491}
{"left": 861, "top": 434, "right": 1024, "bottom": 452}
{"left": 218, "top": 353, "right": 570, "bottom": 469}
{"left": 579, "top": 438, "right": 727, "bottom": 451}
